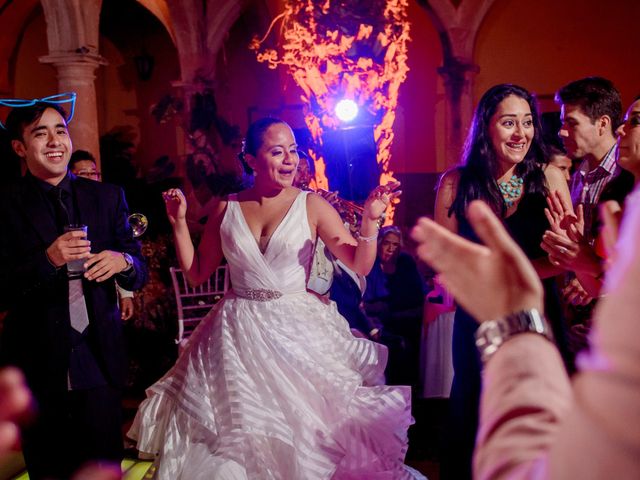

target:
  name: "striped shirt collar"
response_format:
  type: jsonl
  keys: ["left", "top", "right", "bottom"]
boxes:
{"left": 576, "top": 144, "right": 618, "bottom": 179}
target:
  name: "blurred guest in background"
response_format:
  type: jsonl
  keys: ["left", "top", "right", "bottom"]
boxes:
{"left": 547, "top": 144, "right": 573, "bottom": 182}
{"left": 69, "top": 150, "right": 135, "bottom": 321}
{"left": 364, "top": 226, "right": 425, "bottom": 388}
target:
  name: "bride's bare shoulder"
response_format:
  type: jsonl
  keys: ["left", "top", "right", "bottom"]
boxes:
{"left": 305, "top": 190, "right": 332, "bottom": 210}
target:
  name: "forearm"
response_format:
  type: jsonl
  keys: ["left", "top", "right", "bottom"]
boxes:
{"left": 350, "top": 218, "right": 379, "bottom": 275}
{"left": 531, "top": 257, "right": 564, "bottom": 279}
{"left": 116, "top": 283, "right": 134, "bottom": 298}
{"left": 172, "top": 218, "right": 199, "bottom": 283}
{"left": 474, "top": 334, "right": 573, "bottom": 480}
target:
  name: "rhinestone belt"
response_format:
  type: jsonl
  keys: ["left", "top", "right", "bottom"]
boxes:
{"left": 238, "top": 288, "right": 283, "bottom": 302}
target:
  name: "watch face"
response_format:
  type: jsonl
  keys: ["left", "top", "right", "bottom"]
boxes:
{"left": 475, "top": 309, "right": 551, "bottom": 363}
{"left": 485, "top": 324, "right": 502, "bottom": 344}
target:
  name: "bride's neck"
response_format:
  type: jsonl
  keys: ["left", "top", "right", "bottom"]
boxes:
{"left": 246, "top": 183, "right": 289, "bottom": 203}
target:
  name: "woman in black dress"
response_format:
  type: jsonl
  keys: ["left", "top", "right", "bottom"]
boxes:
{"left": 434, "top": 84, "right": 572, "bottom": 479}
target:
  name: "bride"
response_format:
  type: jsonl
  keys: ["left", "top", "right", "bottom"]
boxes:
{"left": 128, "top": 117, "right": 424, "bottom": 479}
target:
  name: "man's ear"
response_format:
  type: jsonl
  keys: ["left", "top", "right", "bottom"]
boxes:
{"left": 11, "top": 139, "right": 26, "bottom": 158}
{"left": 598, "top": 115, "right": 612, "bottom": 136}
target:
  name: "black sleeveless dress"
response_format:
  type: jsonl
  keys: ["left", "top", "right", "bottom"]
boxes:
{"left": 441, "top": 191, "right": 570, "bottom": 480}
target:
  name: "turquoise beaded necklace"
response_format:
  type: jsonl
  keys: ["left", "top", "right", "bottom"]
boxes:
{"left": 498, "top": 175, "right": 523, "bottom": 208}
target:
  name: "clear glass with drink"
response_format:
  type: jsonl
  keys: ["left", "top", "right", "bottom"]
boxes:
{"left": 64, "top": 224, "right": 88, "bottom": 278}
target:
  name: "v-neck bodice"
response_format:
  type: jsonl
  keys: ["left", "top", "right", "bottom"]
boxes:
{"left": 220, "top": 190, "right": 314, "bottom": 295}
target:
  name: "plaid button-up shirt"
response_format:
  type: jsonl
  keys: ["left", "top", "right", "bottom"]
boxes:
{"left": 569, "top": 144, "right": 619, "bottom": 244}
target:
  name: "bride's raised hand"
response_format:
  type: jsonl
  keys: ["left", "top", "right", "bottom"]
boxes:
{"left": 363, "top": 181, "right": 402, "bottom": 221}
{"left": 162, "top": 188, "right": 187, "bottom": 225}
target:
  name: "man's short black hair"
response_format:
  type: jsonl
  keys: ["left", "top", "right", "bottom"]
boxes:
{"left": 555, "top": 76, "right": 622, "bottom": 133}
{"left": 5, "top": 102, "right": 68, "bottom": 142}
{"left": 69, "top": 150, "right": 96, "bottom": 170}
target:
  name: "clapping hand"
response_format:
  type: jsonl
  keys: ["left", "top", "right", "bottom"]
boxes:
{"left": 411, "top": 200, "right": 543, "bottom": 322}
{"left": 545, "top": 190, "right": 584, "bottom": 239}
{"left": 542, "top": 191, "right": 601, "bottom": 274}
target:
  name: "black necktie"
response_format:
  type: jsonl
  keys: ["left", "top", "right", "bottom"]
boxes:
{"left": 48, "top": 186, "right": 90, "bottom": 335}
{"left": 48, "top": 186, "right": 70, "bottom": 233}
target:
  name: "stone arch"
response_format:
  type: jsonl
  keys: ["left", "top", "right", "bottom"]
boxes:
{"left": 40, "top": 0, "right": 101, "bottom": 54}
{"left": 98, "top": 0, "right": 181, "bottom": 172}
{"left": 135, "top": 0, "right": 176, "bottom": 45}
{"left": 416, "top": 0, "right": 497, "bottom": 165}
{"left": 162, "top": 0, "right": 248, "bottom": 84}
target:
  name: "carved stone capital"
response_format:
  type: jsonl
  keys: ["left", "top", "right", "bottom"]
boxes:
{"left": 39, "top": 52, "right": 108, "bottom": 78}
{"left": 437, "top": 58, "right": 479, "bottom": 100}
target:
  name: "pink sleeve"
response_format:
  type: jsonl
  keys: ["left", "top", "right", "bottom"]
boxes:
{"left": 474, "top": 335, "right": 572, "bottom": 479}
{"left": 474, "top": 189, "right": 640, "bottom": 479}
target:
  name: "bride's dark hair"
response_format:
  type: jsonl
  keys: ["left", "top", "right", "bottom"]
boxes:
{"left": 449, "top": 84, "right": 549, "bottom": 220}
{"left": 238, "top": 117, "right": 287, "bottom": 174}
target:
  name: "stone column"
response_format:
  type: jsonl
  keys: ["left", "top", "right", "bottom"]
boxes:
{"left": 438, "top": 58, "right": 479, "bottom": 167}
{"left": 40, "top": 52, "right": 107, "bottom": 168}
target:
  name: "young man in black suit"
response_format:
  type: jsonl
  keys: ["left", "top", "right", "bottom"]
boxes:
{"left": 0, "top": 98, "right": 147, "bottom": 479}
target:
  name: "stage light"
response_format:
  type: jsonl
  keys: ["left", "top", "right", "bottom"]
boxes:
{"left": 335, "top": 99, "right": 358, "bottom": 123}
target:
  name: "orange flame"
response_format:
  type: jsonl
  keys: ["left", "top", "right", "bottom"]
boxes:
{"left": 251, "top": 0, "right": 411, "bottom": 224}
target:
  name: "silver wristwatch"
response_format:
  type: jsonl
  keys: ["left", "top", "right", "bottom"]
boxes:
{"left": 475, "top": 308, "right": 553, "bottom": 363}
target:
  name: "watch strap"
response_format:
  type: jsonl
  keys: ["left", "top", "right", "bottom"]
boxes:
{"left": 475, "top": 308, "right": 553, "bottom": 363}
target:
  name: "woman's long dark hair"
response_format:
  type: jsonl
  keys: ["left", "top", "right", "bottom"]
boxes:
{"left": 449, "top": 84, "right": 549, "bottom": 220}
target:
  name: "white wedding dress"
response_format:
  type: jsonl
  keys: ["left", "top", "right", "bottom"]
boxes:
{"left": 128, "top": 190, "right": 425, "bottom": 479}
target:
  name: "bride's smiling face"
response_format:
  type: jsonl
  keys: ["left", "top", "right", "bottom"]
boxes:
{"left": 247, "top": 123, "right": 300, "bottom": 189}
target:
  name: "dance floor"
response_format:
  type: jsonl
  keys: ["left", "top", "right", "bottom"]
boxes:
{"left": 3, "top": 453, "right": 437, "bottom": 480}
{"left": 0, "top": 396, "right": 445, "bottom": 479}
{"left": 1, "top": 457, "right": 153, "bottom": 480}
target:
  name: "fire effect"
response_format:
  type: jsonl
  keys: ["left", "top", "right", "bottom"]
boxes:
{"left": 250, "top": 0, "right": 410, "bottom": 223}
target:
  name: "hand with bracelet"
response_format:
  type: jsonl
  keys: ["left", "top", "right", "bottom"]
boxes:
{"left": 359, "top": 181, "right": 402, "bottom": 241}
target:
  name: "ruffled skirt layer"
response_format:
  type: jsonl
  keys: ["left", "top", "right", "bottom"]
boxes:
{"left": 128, "top": 292, "right": 423, "bottom": 479}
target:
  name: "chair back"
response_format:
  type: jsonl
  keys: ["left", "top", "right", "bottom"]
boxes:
{"left": 170, "top": 265, "right": 230, "bottom": 344}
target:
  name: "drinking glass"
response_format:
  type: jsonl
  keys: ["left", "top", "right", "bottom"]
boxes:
{"left": 64, "top": 224, "right": 88, "bottom": 278}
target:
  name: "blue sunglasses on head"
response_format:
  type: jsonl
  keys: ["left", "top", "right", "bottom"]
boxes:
{"left": 0, "top": 92, "right": 77, "bottom": 130}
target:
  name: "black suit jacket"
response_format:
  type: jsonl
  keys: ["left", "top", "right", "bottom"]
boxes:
{"left": 0, "top": 173, "right": 147, "bottom": 399}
